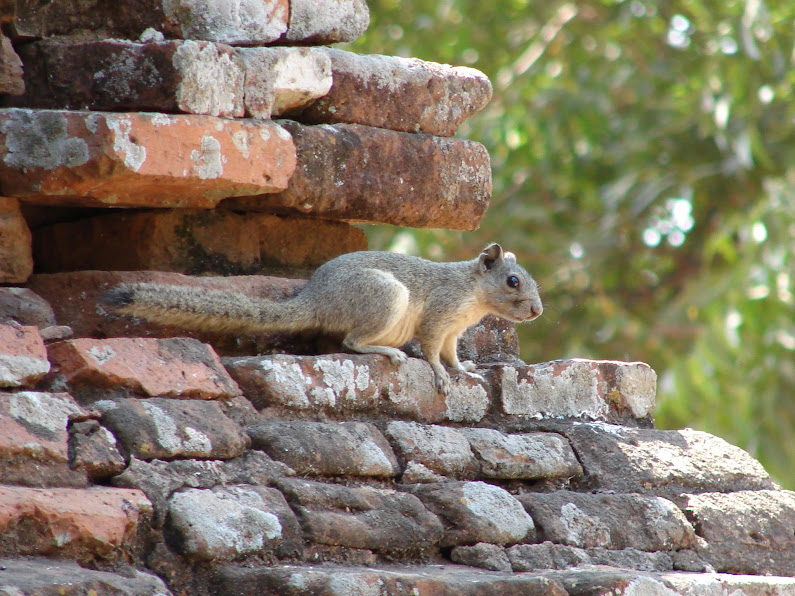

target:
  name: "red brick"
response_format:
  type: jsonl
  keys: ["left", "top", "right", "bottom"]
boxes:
{"left": 0, "top": 197, "right": 32, "bottom": 283}
{"left": 0, "top": 485, "right": 151, "bottom": 563}
{"left": 47, "top": 337, "right": 241, "bottom": 400}
{"left": 0, "top": 31, "right": 23, "bottom": 95}
{"left": 0, "top": 323, "right": 49, "bottom": 387}
{"left": 0, "top": 109, "right": 296, "bottom": 208}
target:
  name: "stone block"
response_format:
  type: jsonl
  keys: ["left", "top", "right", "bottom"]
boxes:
{"left": 10, "top": 0, "right": 289, "bottom": 45}
{"left": 113, "top": 452, "right": 293, "bottom": 527}
{"left": 278, "top": 477, "right": 444, "bottom": 554}
{"left": 0, "top": 323, "right": 49, "bottom": 387}
{"left": 383, "top": 421, "right": 477, "bottom": 478}
{"left": 461, "top": 428, "right": 582, "bottom": 480}
{"left": 681, "top": 490, "right": 795, "bottom": 576}
{"left": 661, "top": 572, "right": 795, "bottom": 596}
{"left": 588, "top": 547, "right": 673, "bottom": 572}
{"left": 450, "top": 542, "right": 512, "bottom": 572}
{"left": 456, "top": 314, "right": 522, "bottom": 365}
{"left": 222, "top": 121, "right": 491, "bottom": 231}
{"left": 225, "top": 354, "right": 490, "bottom": 423}
{"left": 0, "top": 197, "right": 32, "bottom": 282}
{"left": 12, "top": 39, "right": 245, "bottom": 117}
{"left": 506, "top": 542, "right": 591, "bottom": 572}
{"left": 554, "top": 423, "right": 776, "bottom": 498}
{"left": 0, "top": 390, "right": 87, "bottom": 486}
{"left": 496, "top": 359, "right": 657, "bottom": 421}
{"left": 407, "top": 481, "right": 535, "bottom": 547}
{"left": 167, "top": 485, "right": 301, "bottom": 560}
{"left": 96, "top": 397, "right": 249, "bottom": 460}
{"left": 0, "top": 31, "right": 23, "bottom": 95}
{"left": 0, "top": 558, "right": 171, "bottom": 596}
{"left": 33, "top": 209, "right": 366, "bottom": 276}
{"left": 0, "top": 485, "right": 152, "bottom": 564}
{"left": 296, "top": 49, "right": 492, "bottom": 136}
{"left": 0, "top": 286, "right": 56, "bottom": 328}
{"left": 47, "top": 337, "right": 241, "bottom": 400}
{"left": 0, "top": 109, "right": 295, "bottom": 207}
{"left": 239, "top": 46, "right": 332, "bottom": 118}
{"left": 285, "top": 0, "right": 369, "bottom": 44}
{"left": 214, "top": 564, "right": 568, "bottom": 596}
{"left": 517, "top": 491, "right": 695, "bottom": 551}
{"left": 247, "top": 420, "right": 399, "bottom": 478}
{"left": 542, "top": 569, "right": 680, "bottom": 596}
{"left": 68, "top": 418, "right": 127, "bottom": 480}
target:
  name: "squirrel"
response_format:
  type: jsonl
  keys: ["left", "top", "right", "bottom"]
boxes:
{"left": 106, "top": 243, "right": 543, "bottom": 394}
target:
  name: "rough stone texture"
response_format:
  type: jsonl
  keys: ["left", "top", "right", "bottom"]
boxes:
{"left": 225, "top": 354, "right": 490, "bottom": 423}
{"left": 517, "top": 491, "right": 696, "bottom": 551}
{"left": 112, "top": 452, "right": 293, "bottom": 527}
{"left": 0, "top": 31, "right": 23, "bottom": 96}
{"left": 214, "top": 564, "right": 568, "bottom": 596}
{"left": 286, "top": 0, "right": 369, "bottom": 44}
{"left": 0, "top": 558, "right": 171, "bottom": 596}
{"left": 0, "top": 390, "right": 87, "bottom": 487}
{"left": 278, "top": 477, "right": 444, "bottom": 554}
{"left": 451, "top": 542, "right": 513, "bottom": 572}
{"left": 496, "top": 359, "right": 657, "bottom": 421}
{"left": 661, "top": 572, "right": 795, "bottom": 596}
{"left": 95, "top": 397, "right": 250, "bottom": 461}
{"left": 10, "top": 0, "right": 290, "bottom": 45}
{"left": 554, "top": 422, "right": 776, "bottom": 498}
{"left": 408, "top": 481, "right": 535, "bottom": 547}
{"left": 239, "top": 46, "right": 332, "bottom": 118}
{"left": 507, "top": 542, "right": 591, "bottom": 572}
{"left": 296, "top": 48, "right": 492, "bottom": 136}
{"left": 68, "top": 418, "right": 127, "bottom": 480}
{"left": 0, "top": 109, "right": 296, "bottom": 207}
{"left": 457, "top": 314, "right": 523, "bottom": 365}
{"left": 33, "top": 209, "right": 366, "bottom": 276}
{"left": 0, "top": 196, "right": 32, "bottom": 282}
{"left": 545, "top": 568, "right": 682, "bottom": 596}
{"left": 0, "top": 286, "right": 57, "bottom": 328}
{"left": 223, "top": 121, "right": 491, "bottom": 230}
{"left": 461, "top": 428, "right": 582, "bottom": 480}
{"left": 47, "top": 337, "right": 241, "bottom": 400}
{"left": 588, "top": 548, "right": 674, "bottom": 572}
{"left": 681, "top": 490, "right": 795, "bottom": 575}
{"left": 27, "top": 270, "right": 310, "bottom": 356}
{"left": 0, "top": 323, "right": 49, "bottom": 387}
{"left": 247, "top": 420, "right": 399, "bottom": 477}
{"left": 10, "top": 39, "right": 245, "bottom": 117}
{"left": 383, "top": 421, "right": 478, "bottom": 478}
{"left": 167, "top": 485, "right": 301, "bottom": 560}
{"left": 0, "top": 486, "right": 152, "bottom": 564}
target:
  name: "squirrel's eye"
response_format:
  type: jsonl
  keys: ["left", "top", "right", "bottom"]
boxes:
{"left": 507, "top": 275, "right": 520, "bottom": 288}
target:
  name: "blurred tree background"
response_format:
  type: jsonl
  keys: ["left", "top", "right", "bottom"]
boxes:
{"left": 347, "top": 0, "right": 795, "bottom": 486}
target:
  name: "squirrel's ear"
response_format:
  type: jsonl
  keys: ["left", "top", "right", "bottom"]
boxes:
{"left": 478, "top": 243, "right": 504, "bottom": 272}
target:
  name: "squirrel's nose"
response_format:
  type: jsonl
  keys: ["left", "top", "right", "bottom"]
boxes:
{"left": 530, "top": 303, "right": 543, "bottom": 319}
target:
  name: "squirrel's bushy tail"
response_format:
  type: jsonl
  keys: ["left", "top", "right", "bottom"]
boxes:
{"left": 105, "top": 283, "right": 311, "bottom": 334}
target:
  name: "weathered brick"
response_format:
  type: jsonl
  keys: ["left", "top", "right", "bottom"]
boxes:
{"left": 0, "top": 31, "right": 23, "bottom": 96}
{"left": 0, "top": 197, "right": 32, "bottom": 283}
{"left": 461, "top": 428, "right": 582, "bottom": 480}
{"left": 28, "top": 270, "right": 309, "bottom": 356}
{"left": 0, "top": 323, "right": 49, "bottom": 387}
{"left": 296, "top": 49, "right": 492, "bottom": 136}
{"left": 496, "top": 359, "right": 657, "bottom": 421}
{"left": 0, "top": 109, "right": 296, "bottom": 207}
{"left": 247, "top": 421, "right": 399, "bottom": 478}
{"left": 239, "top": 46, "right": 332, "bottom": 118}
{"left": 451, "top": 542, "right": 512, "bottom": 572}
{"left": 285, "top": 0, "right": 369, "bottom": 44}
{"left": 517, "top": 491, "right": 696, "bottom": 551}
{"left": 0, "top": 485, "right": 152, "bottom": 564}
{"left": 383, "top": 421, "right": 477, "bottom": 478}
{"left": 47, "top": 337, "right": 241, "bottom": 400}
{"left": 96, "top": 397, "right": 249, "bottom": 460}
{"left": 278, "top": 477, "right": 444, "bottom": 554}
{"left": 225, "top": 354, "right": 490, "bottom": 423}
{"left": 68, "top": 418, "right": 126, "bottom": 481}
{"left": 0, "top": 390, "right": 87, "bottom": 486}
{"left": 554, "top": 423, "right": 776, "bottom": 498}
{"left": 222, "top": 121, "right": 491, "bottom": 230}
{"left": 662, "top": 571, "right": 795, "bottom": 596}
{"left": 168, "top": 485, "right": 301, "bottom": 561}
{"left": 33, "top": 209, "right": 366, "bottom": 276}
{"left": 407, "top": 481, "right": 535, "bottom": 547}
{"left": 0, "top": 286, "right": 56, "bottom": 328}
{"left": 0, "top": 558, "right": 170, "bottom": 596}
{"left": 507, "top": 542, "right": 591, "bottom": 572}
{"left": 12, "top": 39, "right": 245, "bottom": 117}
{"left": 681, "top": 490, "right": 795, "bottom": 576}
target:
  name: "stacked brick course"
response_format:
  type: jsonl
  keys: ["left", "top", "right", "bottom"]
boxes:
{"left": 2, "top": 2, "right": 795, "bottom": 595}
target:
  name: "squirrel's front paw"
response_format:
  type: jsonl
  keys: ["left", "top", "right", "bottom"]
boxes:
{"left": 388, "top": 350, "right": 408, "bottom": 365}
{"left": 434, "top": 370, "right": 452, "bottom": 395}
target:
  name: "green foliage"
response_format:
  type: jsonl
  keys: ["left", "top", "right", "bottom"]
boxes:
{"left": 351, "top": 1, "right": 795, "bottom": 485}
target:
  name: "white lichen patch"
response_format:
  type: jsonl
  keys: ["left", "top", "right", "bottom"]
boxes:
{"left": 191, "top": 135, "right": 223, "bottom": 179}
{"left": 163, "top": 0, "right": 287, "bottom": 44}
{"left": 257, "top": 358, "right": 312, "bottom": 409}
{"left": 231, "top": 130, "right": 250, "bottom": 158}
{"left": 461, "top": 481, "right": 534, "bottom": 542}
{"left": 445, "top": 381, "right": 488, "bottom": 422}
{"left": 328, "top": 573, "right": 384, "bottom": 596}
{"left": 1, "top": 109, "right": 89, "bottom": 170}
{"left": 142, "top": 401, "right": 213, "bottom": 455}
{"left": 173, "top": 41, "right": 244, "bottom": 116}
{"left": 86, "top": 344, "right": 116, "bottom": 366}
{"left": 7, "top": 391, "right": 82, "bottom": 432}
{"left": 107, "top": 116, "right": 147, "bottom": 172}
{"left": 559, "top": 502, "right": 611, "bottom": 548}
{"left": 0, "top": 355, "right": 50, "bottom": 387}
